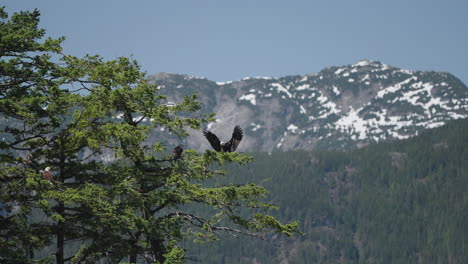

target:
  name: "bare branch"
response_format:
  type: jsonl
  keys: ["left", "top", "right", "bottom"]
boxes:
{"left": 162, "top": 211, "right": 266, "bottom": 240}
{"left": 211, "top": 226, "right": 266, "bottom": 240}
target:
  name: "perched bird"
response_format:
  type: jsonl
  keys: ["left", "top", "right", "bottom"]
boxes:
{"left": 172, "top": 144, "right": 184, "bottom": 160}
{"left": 23, "top": 155, "right": 32, "bottom": 166}
{"left": 23, "top": 154, "right": 40, "bottom": 170}
{"left": 203, "top": 125, "right": 243, "bottom": 152}
{"left": 42, "top": 167, "right": 53, "bottom": 182}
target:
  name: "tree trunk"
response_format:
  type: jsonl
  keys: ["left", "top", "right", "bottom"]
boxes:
{"left": 56, "top": 202, "right": 65, "bottom": 264}
{"left": 129, "top": 253, "right": 137, "bottom": 263}
{"left": 151, "top": 239, "right": 166, "bottom": 264}
{"left": 56, "top": 151, "right": 66, "bottom": 264}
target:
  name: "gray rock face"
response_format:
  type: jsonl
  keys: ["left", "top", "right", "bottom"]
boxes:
{"left": 150, "top": 60, "right": 468, "bottom": 152}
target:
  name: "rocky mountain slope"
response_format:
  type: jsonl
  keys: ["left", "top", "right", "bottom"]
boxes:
{"left": 148, "top": 60, "right": 468, "bottom": 151}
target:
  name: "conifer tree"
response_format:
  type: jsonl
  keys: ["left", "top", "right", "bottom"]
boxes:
{"left": 0, "top": 7, "right": 299, "bottom": 264}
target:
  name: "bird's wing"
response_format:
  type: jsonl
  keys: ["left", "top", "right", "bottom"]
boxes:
{"left": 229, "top": 125, "right": 243, "bottom": 152}
{"left": 203, "top": 130, "right": 222, "bottom": 152}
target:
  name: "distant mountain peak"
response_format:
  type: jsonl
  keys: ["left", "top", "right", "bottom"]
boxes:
{"left": 353, "top": 59, "right": 378, "bottom": 66}
{"left": 148, "top": 61, "right": 468, "bottom": 151}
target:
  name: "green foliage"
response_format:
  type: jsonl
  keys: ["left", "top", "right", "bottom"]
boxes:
{"left": 0, "top": 6, "right": 298, "bottom": 264}
{"left": 161, "top": 241, "right": 186, "bottom": 264}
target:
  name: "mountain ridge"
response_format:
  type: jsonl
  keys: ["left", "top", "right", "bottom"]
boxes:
{"left": 148, "top": 60, "right": 468, "bottom": 152}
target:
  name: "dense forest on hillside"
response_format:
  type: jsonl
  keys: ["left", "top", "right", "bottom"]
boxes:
{"left": 185, "top": 118, "right": 468, "bottom": 264}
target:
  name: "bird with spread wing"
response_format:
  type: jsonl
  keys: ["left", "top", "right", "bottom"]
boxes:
{"left": 203, "top": 125, "right": 243, "bottom": 152}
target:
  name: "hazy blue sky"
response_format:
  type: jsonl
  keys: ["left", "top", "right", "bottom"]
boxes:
{"left": 5, "top": 0, "right": 468, "bottom": 84}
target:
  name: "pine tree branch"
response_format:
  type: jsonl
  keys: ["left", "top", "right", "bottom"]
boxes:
{"left": 164, "top": 211, "right": 266, "bottom": 240}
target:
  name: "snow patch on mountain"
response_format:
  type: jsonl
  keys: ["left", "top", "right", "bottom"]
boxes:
{"left": 251, "top": 122, "right": 262, "bottom": 131}
{"left": 335, "top": 107, "right": 367, "bottom": 140}
{"left": 377, "top": 77, "right": 417, "bottom": 98}
{"left": 216, "top": 81, "right": 233, "bottom": 85}
{"left": 239, "top": 94, "right": 256, "bottom": 105}
{"left": 287, "top": 124, "right": 299, "bottom": 133}
{"left": 335, "top": 68, "right": 346, "bottom": 75}
{"left": 353, "top": 60, "right": 373, "bottom": 67}
{"left": 271, "top": 83, "right": 293, "bottom": 98}
{"left": 296, "top": 84, "right": 310, "bottom": 91}
{"left": 332, "top": 86, "right": 341, "bottom": 96}
{"left": 300, "top": 105, "right": 307, "bottom": 114}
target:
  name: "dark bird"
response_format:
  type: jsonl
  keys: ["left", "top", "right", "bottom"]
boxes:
{"left": 172, "top": 144, "right": 184, "bottom": 160}
{"left": 23, "top": 154, "right": 39, "bottom": 170}
{"left": 203, "top": 125, "right": 243, "bottom": 152}
{"left": 42, "top": 167, "right": 53, "bottom": 182}
{"left": 23, "top": 155, "right": 32, "bottom": 166}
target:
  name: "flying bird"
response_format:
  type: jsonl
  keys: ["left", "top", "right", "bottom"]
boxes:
{"left": 172, "top": 144, "right": 184, "bottom": 160}
{"left": 42, "top": 167, "right": 53, "bottom": 182}
{"left": 203, "top": 125, "right": 243, "bottom": 152}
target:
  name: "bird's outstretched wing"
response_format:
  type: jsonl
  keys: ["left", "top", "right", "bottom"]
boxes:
{"left": 203, "top": 130, "right": 222, "bottom": 152}
{"left": 228, "top": 125, "right": 243, "bottom": 152}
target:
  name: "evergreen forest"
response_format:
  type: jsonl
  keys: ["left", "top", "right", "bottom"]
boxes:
{"left": 186, "top": 118, "right": 468, "bottom": 264}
